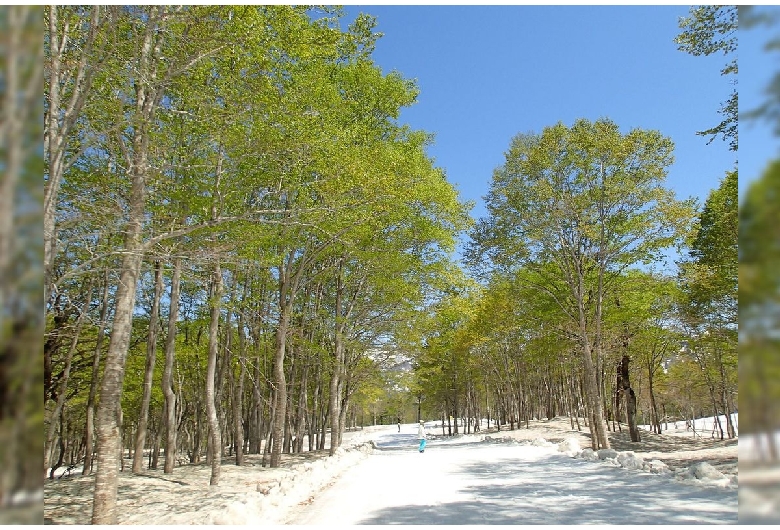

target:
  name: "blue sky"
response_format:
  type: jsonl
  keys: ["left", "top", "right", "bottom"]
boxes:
{"left": 341, "top": 5, "right": 742, "bottom": 226}
{"left": 739, "top": 6, "right": 780, "bottom": 198}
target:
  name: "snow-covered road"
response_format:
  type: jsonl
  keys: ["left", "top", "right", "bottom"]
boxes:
{"left": 289, "top": 430, "right": 737, "bottom": 525}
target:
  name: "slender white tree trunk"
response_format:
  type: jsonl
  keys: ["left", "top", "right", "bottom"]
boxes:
{"left": 133, "top": 261, "right": 164, "bottom": 472}
{"left": 162, "top": 258, "right": 181, "bottom": 474}
{"left": 206, "top": 262, "right": 223, "bottom": 485}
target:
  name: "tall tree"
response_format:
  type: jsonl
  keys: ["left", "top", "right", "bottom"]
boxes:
{"left": 86, "top": 7, "right": 232, "bottom": 523}
{"left": 468, "top": 118, "right": 695, "bottom": 449}
{"left": 679, "top": 171, "right": 737, "bottom": 438}
{"left": 161, "top": 258, "right": 181, "bottom": 474}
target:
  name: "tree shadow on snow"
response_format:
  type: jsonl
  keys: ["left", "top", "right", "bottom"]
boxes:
{"left": 356, "top": 453, "right": 737, "bottom": 525}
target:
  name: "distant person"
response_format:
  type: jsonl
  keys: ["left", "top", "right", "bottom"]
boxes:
{"left": 418, "top": 421, "right": 427, "bottom": 453}
{"left": 397, "top": 418, "right": 401, "bottom": 432}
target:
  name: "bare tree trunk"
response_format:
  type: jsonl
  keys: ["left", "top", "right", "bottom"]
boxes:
{"left": 150, "top": 428, "right": 160, "bottom": 470}
{"left": 91, "top": 243, "right": 143, "bottom": 524}
{"left": 162, "top": 258, "right": 181, "bottom": 473}
{"left": 206, "top": 262, "right": 223, "bottom": 485}
{"left": 328, "top": 267, "right": 345, "bottom": 456}
{"left": 576, "top": 279, "right": 609, "bottom": 450}
{"left": 295, "top": 360, "right": 309, "bottom": 454}
{"left": 249, "top": 352, "right": 262, "bottom": 454}
{"left": 647, "top": 359, "right": 662, "bottom": 435}
{"left": 133, "top": 261, "right": 164, "bottom": 473}
{"left": 270, "top": 250, "right": 303, "bottom": 468}
{"left": 270, "top": 305, "right": 291, "bottom": 467}
{"left": 91, "top": 6, "right": 162, "bottom": 521}
{"left": 0, "top": 5, "right": 42, "bottom": 502}
{"left": 233, "top": 295, "right": 247, "bottom": 465}
{"left": 338, "top": 388, "right": 349, "bottom": 446}
{"left": 329, "top": 262, "right": 363, "bottom": 454}
{"left": 84, "top": 269, "right": 110, "bottom": 475}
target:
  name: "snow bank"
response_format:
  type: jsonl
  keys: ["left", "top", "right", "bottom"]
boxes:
{"left": 480, "top": 432, "right": 734, "bottom": 491}
{"left": 597, "top": 448, "right": 618, "bottom": 461}
{"left": 616, "top": 451, "right": 645, "bottom": 471}
{"left": 123, "top": 441, "right": 378, "bottom": 526}
{"left": 556, "top": 437, "right": 581, "bottom": 456}
{"left": 566, "top": 445, "right": 735, "bottom": 490}
{"left": 249, "top": 442, "right": 374, "bottom": 524}
{"left": 676, "top": 461, "right": 736, "bottom": 488}
{"left": 645, "top": 459, "right": 671, "bottom": 475}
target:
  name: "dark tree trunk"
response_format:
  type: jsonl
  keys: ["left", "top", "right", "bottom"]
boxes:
{"left": 619, "top": 354, "right": 641, "bottom": 442}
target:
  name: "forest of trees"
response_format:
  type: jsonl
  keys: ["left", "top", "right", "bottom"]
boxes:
{"left": 42, "top": 5, "right": 471, "bottom": 523}
{"left": 416, "top": 122, "right": 737, "bottom": 450}
{"left": 38, "top": 4, "right": 743, "bottom": 526}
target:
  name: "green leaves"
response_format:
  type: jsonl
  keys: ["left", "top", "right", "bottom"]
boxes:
{"left": 470, "top": 118, "right": 692, "bottom": 282}
{"left": 675, "top": 5, "right": 738, "bottom": 151}
{"left": 679, "top": 170, "right": 737, "bottom": 328}
{"left": 48, "top": 4, "right": 473, "bottom": 454}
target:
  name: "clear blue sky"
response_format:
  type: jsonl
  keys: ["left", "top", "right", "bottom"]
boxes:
{"left": 739, "top": 6, "right": 780, "bottom": 199}
{"left": 341, "top": 5, "right": 740, "bottom": 225}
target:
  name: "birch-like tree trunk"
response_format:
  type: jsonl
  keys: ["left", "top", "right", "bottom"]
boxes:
{"left": 84, "top": 269, "right": 110, "bottom": 475}
{"left": 162, "top": 258, "right": 181, "bottom": 474}
{"left": 328, "top": 262, "right": 346, "bottom": 456}
{"left": 92, "top": 9, "right": 160, "bottom": 522}
{"left": 132, "top": 261, "right": 164, "bottom": 472}
{"left": 205, "top": 261, "right": 223, "bottom": 485}
{"left": 233, "top": 310, "right": 247, "bottom": 465}
{"left": 270, "top": 249, "right": 305, "bottom": 468}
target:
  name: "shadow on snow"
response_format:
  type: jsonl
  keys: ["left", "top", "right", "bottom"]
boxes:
{"left": 356, "top": 451, "right": 737, "bottom": 525}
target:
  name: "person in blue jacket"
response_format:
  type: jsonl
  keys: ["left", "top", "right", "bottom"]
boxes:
{"left": 417, "top": 421, "right": 427, "bottom": 453}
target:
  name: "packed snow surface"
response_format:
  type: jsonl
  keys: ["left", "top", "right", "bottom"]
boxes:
{"left": 291, "top": 433, "right": 735, "bottom": 525}
{"left": 45, "top": 417, "right": 742, "bottom": 525}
